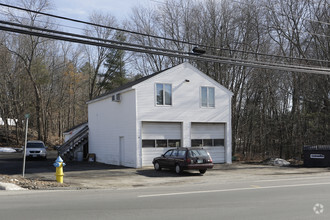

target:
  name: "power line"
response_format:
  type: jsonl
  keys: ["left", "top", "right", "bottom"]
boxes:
{"left": 1, "top": 19, "right": 328, "bottom": 73}
{"left": 0, "top": 23, "right": 329, "bottom": 75}
{"left": 304, "top": 18, "right": 330, "bottom": 26}
{"left": 0, "top": 2, "right": 329, "bottom": 65}
{"left": 0, "top": 20, "right": 187, "bottom": 55}
{"left": 0, "top": 3, "right": 192, "bottom": 46}
{"left": 0, "top": 11, "right": 85, "bottom": 32}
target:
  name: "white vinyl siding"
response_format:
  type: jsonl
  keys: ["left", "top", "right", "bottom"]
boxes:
{"left": 88, "top": 90, "right": 137, "bottom": 168}
{"left": 88, "top": 63, "right": 232, "bottom": 168}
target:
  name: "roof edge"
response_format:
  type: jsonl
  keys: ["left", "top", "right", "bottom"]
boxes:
{"left": 87, "top": 64, "right": 181, "bottom": 104}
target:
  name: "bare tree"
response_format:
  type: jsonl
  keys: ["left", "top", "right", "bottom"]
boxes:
{"left": 83, "top": 12, "right": 118, "bottom": 99}
{"left": 3, "top": 0, "right": 54, "bottom": 141}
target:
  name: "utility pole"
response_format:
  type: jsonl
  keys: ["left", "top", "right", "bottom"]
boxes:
{"left": 22, "top": 114, "right": 30, "bottom": 177}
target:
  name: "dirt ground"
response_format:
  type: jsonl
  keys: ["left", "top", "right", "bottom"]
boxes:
{"left": 0, "top": 174, "right": 69, "bottom": 190}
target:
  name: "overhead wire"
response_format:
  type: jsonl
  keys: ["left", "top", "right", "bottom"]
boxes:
{"left": 0, "top": 19, "right": 326, "bottom": 72}
{"left": 0, "top": 2, "right": 329, "bottom": 65}
{"left": 0, "top": 21, "right": 329, "bottom": 75}
{"left": 0, "top": 11, "right": 85, "bottom": 32}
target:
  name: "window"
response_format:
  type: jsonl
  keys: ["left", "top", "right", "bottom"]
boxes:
{"left": 169, "top": 150, "right": 186, "bottom": 158}
{"left": 191, "top": 139, "right": 203, "bottom": 147}
{"left": 171, "top": 150, "right": 178, "bottom": 157}
{"left": 203, "top": 139, "right": 213, "bottom": 146}
{"left": 168, "top": 140, "right": 181, "bottom": 147}
{"left": 191, "top": 139, "right": 224, "bottom": 147}
{"left": 164, "top": 150, "right": 173, "bottom": 157}
{"left": 214, "top": 139, "right": 225, "bottom": 146}
{"left": 177, "top": 150, "right": 187, "bottom": 158}
{"left": 142, "top": 139, "right": 181, "bottom": 148}
{"left": 156, "top": 83, "right": 172, "bottom": 105}
{"left": 201, "top": 86, "right": 215, "bottom": 107}
{"left": 112, "top": 93, "right": 121, "bottom": 102}
{"left": 188, "top": 149, "right": 209, "bottom": 157}
{"left": 142, "top": 140, "right": 155, "bottom": 148}
{"left": 27, "top": 142, "right": 45, "bottom": 148}
{"left": 156, "top": 140, "right": 167, "bottom": 147}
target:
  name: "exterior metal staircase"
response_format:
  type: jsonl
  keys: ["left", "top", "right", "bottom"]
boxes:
{"left": 58, "top": 125, "right": 89, "bottom": 161}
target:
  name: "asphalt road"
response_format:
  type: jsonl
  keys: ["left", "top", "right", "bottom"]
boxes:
{"left": 1, "top": 175, "right": 330, "bottom": 220}
{"left": 0, "top": 151, "right": 58, "bottom": 175}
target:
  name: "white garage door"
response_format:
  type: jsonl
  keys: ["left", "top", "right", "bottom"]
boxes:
{"left": 142, "top": 122, "right": 182, "bottom": 166}
{"left": 191, "top": 123, "right": 225, "bottom": 139}
{"left": 191, "top": 123, "right": 225, "bottom": 163}
{"left": 142, "top": 122, "right": 181, "bottom": 139}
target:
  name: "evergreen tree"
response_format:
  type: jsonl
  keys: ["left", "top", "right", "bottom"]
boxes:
{"left": 98, "top": 32, "right": 128, "bottom": 92}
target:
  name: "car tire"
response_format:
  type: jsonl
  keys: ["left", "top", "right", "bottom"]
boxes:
{"left": 175, "top": 164, "right": 182, "bottom": 174}
{"left": 154, "top": 162, "right": 161, "bottom": 171}
{"left": 199, "top": 169, "right": 207, "bottom": 174}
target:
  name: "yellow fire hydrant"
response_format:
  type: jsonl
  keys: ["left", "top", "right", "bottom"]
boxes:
{"left": 53, "top": 156, "right": 66, "bottom": 183}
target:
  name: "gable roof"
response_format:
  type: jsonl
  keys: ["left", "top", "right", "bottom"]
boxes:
{"left": 185, "top": 63, "right": 234, "bottom": 96}
{"left": 87, "top": 62, "right": 233, "bottom": 104}
{"left": 87, "top": 65, "right": 174, "bottom": 104}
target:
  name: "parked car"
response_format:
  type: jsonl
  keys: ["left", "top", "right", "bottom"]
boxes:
{"left": 152, "top": 147, "right": 214, "bottom": 174}
{"left": 23, "top": 140, "right": 47, "bottom": 160}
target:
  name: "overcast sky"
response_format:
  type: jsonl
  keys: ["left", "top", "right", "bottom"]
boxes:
{"left": 52, "top": 0, "right": 159, "bottom": 22}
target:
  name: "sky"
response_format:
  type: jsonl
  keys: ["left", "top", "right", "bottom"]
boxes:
{"left": 0, "top": 0, "right": 163, "bottom": 34}
{"left": 52, "top": 0, "right": 160, "bottom": 22}
{"left": 0, "top": 0, "right": 166, "bottom": 74}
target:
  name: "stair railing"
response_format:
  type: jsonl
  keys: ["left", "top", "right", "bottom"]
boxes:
{"left": 58, "top": 125, "right": 89, "bottom": 156}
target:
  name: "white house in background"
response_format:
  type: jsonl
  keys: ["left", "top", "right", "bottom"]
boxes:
{"left": 0, "top": 118, "right": 17, "bottom": 126}
{"left": 87, "top": 62, "right": 233, "bottom": 168}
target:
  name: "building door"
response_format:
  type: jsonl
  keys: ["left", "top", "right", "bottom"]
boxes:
{"left": 119, "top": 136, "right": 125, "bottom": 166}
{"left": 141, "top": 122, "right": 182, "bottom": 144}
{"left": 191, "top": 123, "right": 225, "bottom": 163}
{"left": 141, "top": 122, "right": 182, "bottom": 166}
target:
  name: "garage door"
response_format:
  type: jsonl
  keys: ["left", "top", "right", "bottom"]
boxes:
{"left": 191, "top": 123, "right": 225, "bottom": 163}
{"left": 142, "top": 122, "right": 181, "bottom": 139}
{"left": 191, "top": 123, "right": 224, "bottom": 139}
{"left": 142, "top": 122, "right": 182, "bottom": 166}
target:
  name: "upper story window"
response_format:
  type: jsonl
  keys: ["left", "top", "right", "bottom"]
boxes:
{"left": 156, "top": 83, "right": 172, "bottom": 106}
{"left": 201, "top": 86, "right": 215, "bottom": 107}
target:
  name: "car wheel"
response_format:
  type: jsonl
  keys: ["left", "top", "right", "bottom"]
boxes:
{"left": 175, "top": 164, "right": 182, "bottom": 174}
{"left": 154, "top": 162, "right": 161, "bottom": 171}
{"left": 199, "top": 169, "right": 207, "bottom": 174}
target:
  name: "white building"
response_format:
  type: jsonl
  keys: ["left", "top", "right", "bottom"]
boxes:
{"left": 0, "top": 118, "right": 17, "bottom": 126}
{"left": 87, "top": 63, "right": 233, "bottom": 168}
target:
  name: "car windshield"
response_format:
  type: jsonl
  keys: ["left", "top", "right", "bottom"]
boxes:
{"left": 188, "top": 149, "right": 209, "bottom": 157}
{"left": 27, "top": 143, "right": 45, "bottom": 148}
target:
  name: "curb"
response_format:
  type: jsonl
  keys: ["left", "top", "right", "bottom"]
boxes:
{"left": 0, "top": 182, "right": 27, "bottom": 191}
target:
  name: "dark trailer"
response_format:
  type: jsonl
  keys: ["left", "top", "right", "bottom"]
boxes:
{"left": 303, "top": 145, "right": 330, "bottom": 167}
